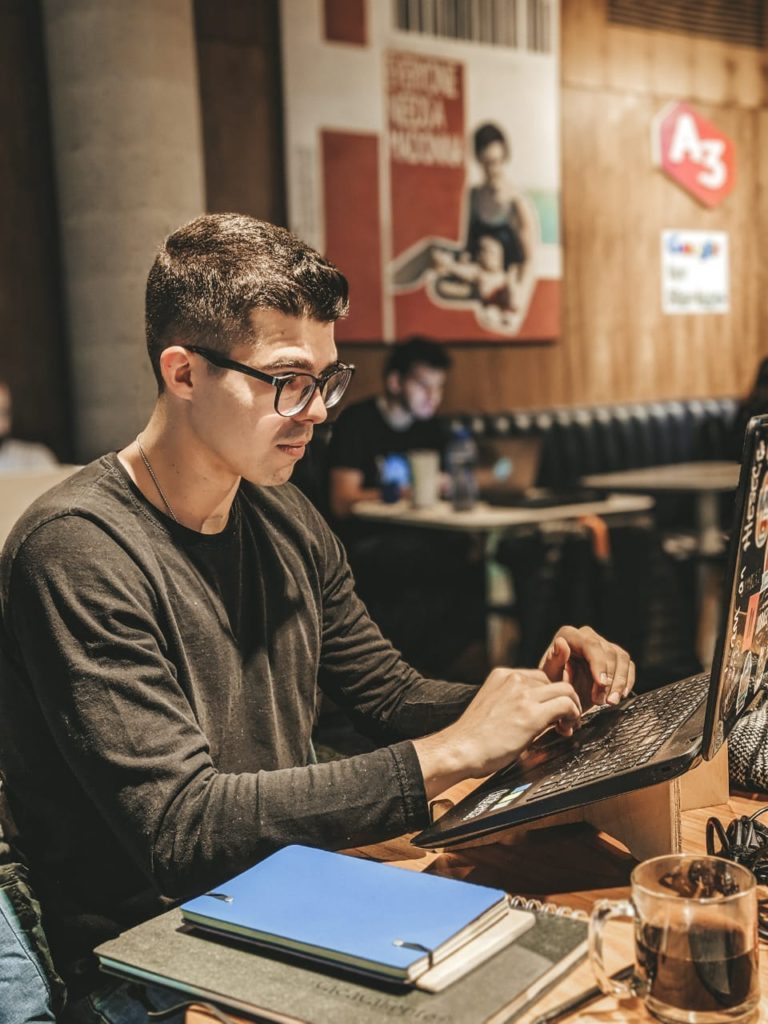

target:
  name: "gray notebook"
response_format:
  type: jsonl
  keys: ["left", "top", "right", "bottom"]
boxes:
{"left": 96, "top": 904, "right": 587, "bottom": 1024}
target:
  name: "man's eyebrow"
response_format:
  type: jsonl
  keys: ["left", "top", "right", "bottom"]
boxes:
{"left": 261, "top": 357, "right": 341, "bottom": 374}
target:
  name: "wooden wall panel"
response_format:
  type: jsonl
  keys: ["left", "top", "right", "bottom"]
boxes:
{"left": 195, "top": 0, "right": 285, "bottom": 223}
{"left": 3, "top": 0, "right": 766, "bottom": 446}
{"left": 338, "top": 0, "right": 768, "bottom": 414}
{"left": 563, "top": 0, "right": 765, "bottom": 105}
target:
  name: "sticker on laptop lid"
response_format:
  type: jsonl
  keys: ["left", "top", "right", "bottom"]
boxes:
{"left": 490, "top": 783, "right": 532, "bottom": 810}
{"left": 461, "top": 783, "right": 532, "bottom": 820}
{"left": 743, "top": 592, "right": 760, "bottom": 651}
{"left": 736, "top": 653, "right": 754, "bottom": 716}
{"left": 756, "top": 473, "right": 768, "bottom": 548}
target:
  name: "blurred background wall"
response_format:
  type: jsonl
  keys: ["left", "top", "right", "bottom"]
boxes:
{"left": 1, "top": 0, "right": 766, "bottom": 461}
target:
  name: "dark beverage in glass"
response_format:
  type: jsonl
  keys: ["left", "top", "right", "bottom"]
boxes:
{"left": 636, "top": 921, "right": 758, "bottom": 1016}
{"left": 591, "top": 855, "right": 760, "bottom": 1023}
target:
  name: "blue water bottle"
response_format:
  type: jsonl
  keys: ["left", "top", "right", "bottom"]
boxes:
{"left": 446, "top": 426, "right": 478, "bottom": 511}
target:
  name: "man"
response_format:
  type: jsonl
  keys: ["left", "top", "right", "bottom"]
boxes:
{"left": 0, "top": 380, "right": 57, "bottom": 471}
{"left": 0, "top": 215, "right": 633, "bottom": 1021}
{"left": 327, "top": 336, "right": 450, "bottom": 519}
{"left": 326, "top": 336, "right": 473, "bottom": 677}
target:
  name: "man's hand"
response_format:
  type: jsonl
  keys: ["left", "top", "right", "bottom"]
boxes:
{"left": 539, "top": 625, "right": 635, "bottom": 710}
{"left": 413, "top": 667, "right": 581, "bottom": 799}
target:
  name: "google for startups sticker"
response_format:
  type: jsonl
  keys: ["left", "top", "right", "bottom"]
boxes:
{"left": 661, "top": 230, "right": 729, "bottom": 315}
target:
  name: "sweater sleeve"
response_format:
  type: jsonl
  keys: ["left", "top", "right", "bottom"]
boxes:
{"left": 314, "top": 511, "right": 477, "bottom": 739}
{"left": 3, "top": 516, "right": 464, "bottom": 898}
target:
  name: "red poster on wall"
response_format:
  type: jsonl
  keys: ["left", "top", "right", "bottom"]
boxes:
{"left": 282, "top": 2, "right": 561, "bottom": 343}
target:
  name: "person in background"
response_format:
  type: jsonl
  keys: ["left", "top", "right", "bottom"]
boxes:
{"left": 0, "top": 215, "right": 633, "bottom": 1022}
{"left": 326, "top": 337, "right": 471, "bottom": 676}
{"left": 0, "top": 380, "right": 57, "bottom": 471}
{"left": 729, "top": 356, "right": 768, "bottom": 460}
{"left": 327, "top": 337, "right": 450, "bottom": 519}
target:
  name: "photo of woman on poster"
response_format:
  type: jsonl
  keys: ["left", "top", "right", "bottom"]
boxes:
{"left": 430, "top": 121, "right": 540, "bottom": 333}
{"left": 392, "top": 120, "right": 541, "bottom": 336}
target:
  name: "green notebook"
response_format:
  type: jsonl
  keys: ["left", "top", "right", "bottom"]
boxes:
{"left": 96, "top": 903, "right": 588, "bottom": 1024}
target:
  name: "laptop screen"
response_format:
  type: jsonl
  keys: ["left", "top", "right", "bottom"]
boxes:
{"left": 703, "top": 414, "right": 768, "bottom": 759}
{"left": 475, "top": 437, "right": 543, "bottom": 495}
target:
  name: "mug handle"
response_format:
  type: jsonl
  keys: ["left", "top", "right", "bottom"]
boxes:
{"left": 589, "top": 898, "right": 637, "bottom": 998}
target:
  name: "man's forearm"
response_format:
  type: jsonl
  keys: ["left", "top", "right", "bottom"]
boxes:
{"left": 412, "top": 729, "right": 479, "bottom": 800}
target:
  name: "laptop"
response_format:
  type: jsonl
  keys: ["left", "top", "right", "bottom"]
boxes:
{"left": 476, "top": 436, "right": 602, "bottom": 509}
{"left": 413, "top": 414, "right": 768, "bottom": 850}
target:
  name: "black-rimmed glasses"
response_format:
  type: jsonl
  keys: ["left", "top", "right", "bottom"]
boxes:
{"left": 184, "top": 345, "right": 355, "bottom": 417}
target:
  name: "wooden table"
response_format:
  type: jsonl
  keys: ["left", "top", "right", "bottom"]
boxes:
{"left": 582, "top": 462, "right": 740, "bottom": 667}
{"left": 352, "top": 494, "right": 655, "bottom": 664}
{"left": 582, "top": 462, "right": 739, "bottom": 557}
{"left": 186, "top": 788, "right": 768, "bottom": 1023}
{"left": 353, "top": 788, "right": 768, "bottom": 1023}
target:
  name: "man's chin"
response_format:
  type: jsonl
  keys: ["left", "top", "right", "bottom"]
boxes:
{"left": 271, "top": 463, "right": 297, "bottom": 486}
{"left": 242, "top": 462, "right": 296, "bottom": 487}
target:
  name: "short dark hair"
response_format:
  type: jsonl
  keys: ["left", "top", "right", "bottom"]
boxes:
{"left": 473, "top": 122, "right": 509, "bottom": 160}
{"left": 384, "top": 337, "right": 452, "bottom": 378}
{"left": 145, "top": 214, "right": 349, "bottom": 388}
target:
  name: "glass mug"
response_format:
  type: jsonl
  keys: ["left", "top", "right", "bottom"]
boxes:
{"left": 590, "top": 855, "right": 760, "bottom": 1024}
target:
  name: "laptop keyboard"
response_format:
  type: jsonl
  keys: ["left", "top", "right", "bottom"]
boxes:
{"left": 533, "top": 673, "right": 710, "bottom": 798}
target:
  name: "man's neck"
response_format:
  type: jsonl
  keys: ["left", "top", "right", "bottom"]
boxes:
{"left": 377, "top": 393, "right": 414, "bottom": 431}
{"left": 118, "top": 408, "right": 240, "bottom": 534}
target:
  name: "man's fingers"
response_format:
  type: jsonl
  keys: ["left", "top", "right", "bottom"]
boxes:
{"left": 534, "top": 680, "right": 582, "bottom": 715}
{"left": 557, "top": 625, "right": 634, "bottom": 707}
{"left": 539, "top": 636, "right": 571, "bottom": 680}
{"left": 624, "top": 658, "right": 636, "bottom": 698}
{"left": 596, "top": 643, "right": 632, "bottom": 705}
{"left": 611, "top": 646, "right": 633, "bottom": 702}
{"left": 541, "top": 694, "right": 582, "bottom": 732}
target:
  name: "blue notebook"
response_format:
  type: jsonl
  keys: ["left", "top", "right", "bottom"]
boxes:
{"left": 180, "top": 845, "right": 526, "bottom": 986}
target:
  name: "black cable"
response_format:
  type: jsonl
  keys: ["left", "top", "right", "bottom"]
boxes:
{"left": 706, "top": 804, "right": 768, "bottom": 939}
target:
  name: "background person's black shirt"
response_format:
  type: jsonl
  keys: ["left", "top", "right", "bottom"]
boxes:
{"left": 327, "top": 396, "right": 446, "bottom": 489}
{"left": 326, "top": 398, "right": 484, "bottom": 682}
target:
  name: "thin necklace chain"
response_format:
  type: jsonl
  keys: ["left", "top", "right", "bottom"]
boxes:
{"left": 136, "top": 435, "right": 179, "bottom": 523}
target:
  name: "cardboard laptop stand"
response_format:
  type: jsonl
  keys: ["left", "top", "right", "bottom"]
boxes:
{"left": 431, "top": 744, "right": 729, "bottom": 863}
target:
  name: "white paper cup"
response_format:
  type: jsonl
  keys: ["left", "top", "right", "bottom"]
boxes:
{"left": 409, "top": 450, "right": 440, "bottom": 508}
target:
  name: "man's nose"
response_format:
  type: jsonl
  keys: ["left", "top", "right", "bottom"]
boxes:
{"left": 297, "top": 386, "right": 328, "bottom": 424}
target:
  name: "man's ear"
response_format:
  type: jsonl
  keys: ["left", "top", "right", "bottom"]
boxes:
{"left": 385, "top": 370, "right": 402, "bottom": 396}
{"left": 159, "top": 346, "right": 195, "bottom": 400}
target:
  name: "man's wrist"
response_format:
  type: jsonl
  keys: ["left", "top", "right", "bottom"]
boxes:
{"left": 412, "top": 728, "right": 473, "bottom": 800}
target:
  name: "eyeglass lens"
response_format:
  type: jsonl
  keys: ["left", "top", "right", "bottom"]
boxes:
{"left": 277, "top": 368, "right": 352, "bottom": 415}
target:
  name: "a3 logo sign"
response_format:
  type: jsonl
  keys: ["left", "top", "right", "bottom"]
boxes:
{"left": 652, "top": 101, "right": 736, "bottom": 207}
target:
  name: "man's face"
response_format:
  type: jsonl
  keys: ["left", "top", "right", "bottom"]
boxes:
{"left": 394, "top": 363, "right": 446, "bottom": 420}
{"left": 187, "top": 309, "right": 337, "bottom": 486}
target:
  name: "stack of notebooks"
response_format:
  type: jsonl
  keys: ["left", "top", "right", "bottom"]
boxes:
{"left": 96, "top": 845, "right": 588, "bottom": 1024}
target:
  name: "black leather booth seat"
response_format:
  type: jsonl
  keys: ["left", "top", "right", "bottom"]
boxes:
{"left": 446, "top": 396, "right": 739, "bottom": 488}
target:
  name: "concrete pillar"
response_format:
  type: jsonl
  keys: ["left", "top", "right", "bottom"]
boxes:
{"left": 42, "top": 0, "right": 206, "bottom": 461}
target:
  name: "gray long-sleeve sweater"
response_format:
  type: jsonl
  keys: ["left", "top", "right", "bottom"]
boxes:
{"left": 0, "top": 454, "right": 474, "bottom": 992}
